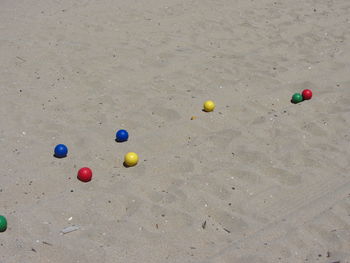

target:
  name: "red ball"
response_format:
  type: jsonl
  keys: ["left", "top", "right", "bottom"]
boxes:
{"left": 302, "top": 89, "right": 313, "bottom": 100}
{"left": 77, "top": 167, "right": 92, "bottom": 182}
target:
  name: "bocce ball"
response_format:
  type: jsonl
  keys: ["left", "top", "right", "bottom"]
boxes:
{"left": 0, "top": 215, "right": 7, "bottom": 232}
{"left": 116, "top": 129, "right": 129, "bottom": 142}
{"left": 203, "top": 100, "right": 215, "bottom": 112}
{"left": 291, "top": 93, "right": 303, "bottom": 104}
{"left": 124, "top": 152, "right": 138, "bottom": 167}
{"left": 77, "top": 167, "right": 93, "bottom": 182}
{"left": 302, "top": 89, "right": 313, "bottom": 100}
{"left": 54, "top": 144, "right": 68, "bottom": 158}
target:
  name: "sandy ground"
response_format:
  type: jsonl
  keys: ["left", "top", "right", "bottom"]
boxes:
{"left": 1, "top": 0, "right": 350, "bottom": 262}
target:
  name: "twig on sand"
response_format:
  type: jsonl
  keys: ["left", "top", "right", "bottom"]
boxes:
{"left": 223, "top": 228, "right": 231, "bottom": 233}
{"left": 60, "top": 225, "right": 80, "bottom": 234}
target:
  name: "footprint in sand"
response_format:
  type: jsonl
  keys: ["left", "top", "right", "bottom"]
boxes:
{"left": 150, "top": 106, "right": 182, "bottom": 122}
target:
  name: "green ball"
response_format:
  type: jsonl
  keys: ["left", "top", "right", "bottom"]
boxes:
{"left": 292, "top": 93, "right": 303, "bottom": 104}
{"left": 0, "top": 215, "right": 7, "bottom": 232}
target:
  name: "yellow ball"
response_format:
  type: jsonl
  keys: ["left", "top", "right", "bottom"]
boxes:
{"left": 124, "top": 152, "right": 139, "bottom": 167}
{"left": 203, "top": 100, "right": 215, "bottom": 112}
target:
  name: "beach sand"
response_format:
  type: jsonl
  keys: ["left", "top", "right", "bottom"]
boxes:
{"left": 0, "top": 0, "right": 350, "bottom": 262}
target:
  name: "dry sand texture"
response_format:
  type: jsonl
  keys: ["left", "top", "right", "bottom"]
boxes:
{"left": 1, "top": 0, "right": 350, "bottom": 262}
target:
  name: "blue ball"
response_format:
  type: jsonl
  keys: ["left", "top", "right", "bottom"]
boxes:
{"left": 54, "top": 144, "right": 68, "bottom": 158}
{"left": 116, "top": 129, "right": 129, "bottom": 142}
